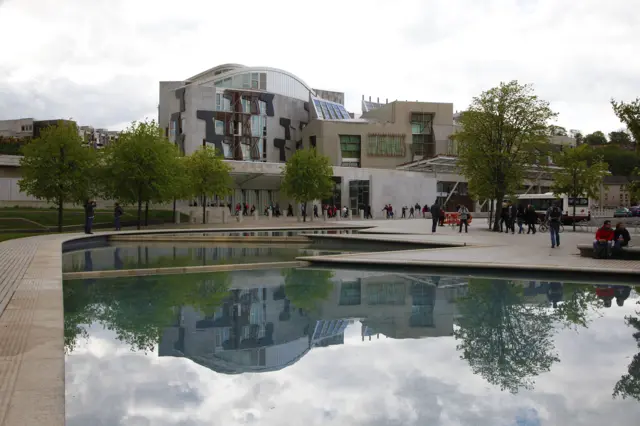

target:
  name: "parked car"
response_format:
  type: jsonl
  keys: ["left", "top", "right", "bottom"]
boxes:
{"left": 613, "top": 207, "right": 632, "bottom": 218}
{"left": 631, "top": 206, "right": 640, "bottom": 217}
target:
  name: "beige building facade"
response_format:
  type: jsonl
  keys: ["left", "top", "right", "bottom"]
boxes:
{"left": 301, "top": 100, "right": 455, "bottom": 169}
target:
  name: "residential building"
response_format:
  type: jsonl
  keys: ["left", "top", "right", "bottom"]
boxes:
{"left": 0, "top": 118, "right": 76, "bottom": 139}
{"left": 599, "top": 176, "right": 639, "bottom": 208}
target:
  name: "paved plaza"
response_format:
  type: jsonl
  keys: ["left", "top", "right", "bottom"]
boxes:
{"left": 0, "top": 218, "right": 638, "bottom": 425}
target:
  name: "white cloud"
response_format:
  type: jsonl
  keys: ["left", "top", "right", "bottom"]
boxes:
{"left": 1, "top": 0, "right": 639, "bottom": 134}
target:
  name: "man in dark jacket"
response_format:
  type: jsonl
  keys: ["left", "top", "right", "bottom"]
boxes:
{"left": 614, "top": 222, "right": 631, "bottom": 249}
{"left": 114, "top": 203, "right": 123, "bottom": 231}
{"left": 526, "top": 205, "right": 537, "bottom": 234}
{"left": 84, "top": 200, "right": 97, "bottom": 234}
{"left": 430, "top": 201, "right": 441, "bottom": 233}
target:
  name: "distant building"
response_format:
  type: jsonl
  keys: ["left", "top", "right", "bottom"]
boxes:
{"left": 599, "top": 176, "right": 639, "bottom": 207}
{"left": 0, "top": 118, "right": 118, "bottom": 149}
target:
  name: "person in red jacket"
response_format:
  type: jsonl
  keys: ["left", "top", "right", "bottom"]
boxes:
{"left": 593, "top": 220, "right": 615, "bottom": 257}
{"left": 595, "top": 285, "right": 615, "bottom": 307}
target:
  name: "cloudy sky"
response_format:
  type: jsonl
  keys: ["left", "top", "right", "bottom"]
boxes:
{"left": 1, "top": 0, "right": 639, "bottom": 134}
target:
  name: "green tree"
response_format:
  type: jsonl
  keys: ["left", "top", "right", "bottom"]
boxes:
{"left": 454, "top": 81, "right": 556, "bottom": 231}
{"left": 551, "top": 145, "right": 609, "bottom": 231}
{"left": 611, "top": 98, "right": 640, "bottom": 153}
{"left": 101, "top": 120, "right": 181, "bottom": 229}
{"left": 454, "top": 279, "right": 559, "bottom": 393}
{"left": 597, "top": 145, "right": 640, "bottom": 177}
{"left": 548, "top": 125, "right": 568, "bottom": 136}
{"left": 629, "top": 168, "right": 640, "bottom": 204}
{"left": 18, "top": 121, "right": 98, "bottom": 232}
{"left": 283, "top": 268, "right": 334, "bottom": 312}
{"left": 569, "top": 130, "right": 584, "bottom": 145}
{"left": 281, "top": 148, "right": 334, "bottom": 222}
{"left": 584, "top": 131, "right": 608, "bottom": 146}
{"left": 608, "top": 130, "right": 633, "bottom": 147}
{"left": 184, "top": 146, "right": 233, "bottom": 224}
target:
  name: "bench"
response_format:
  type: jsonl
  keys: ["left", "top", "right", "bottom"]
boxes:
{"left": 577, "top": 244, "right": 640, "bottom": 259}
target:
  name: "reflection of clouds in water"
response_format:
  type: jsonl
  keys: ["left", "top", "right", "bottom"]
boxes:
{"left": 67, "top": 314, "right": 640, "bottom": 426}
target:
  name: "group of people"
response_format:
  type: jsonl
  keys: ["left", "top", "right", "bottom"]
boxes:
{"left": 500, "top": 202, "right": 541, "bottom": 235}
{"left": 593, "top": 220, "right": 631, "bottom": 258}
{"left": 83, "top": 200, "right": 123, "bottom": 234}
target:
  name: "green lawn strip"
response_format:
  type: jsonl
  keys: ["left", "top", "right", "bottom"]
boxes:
{"left": 0, "top": 233, "right": 49, "bottom": 242}
{"left": 0, "top": 208, "right": 187, "bottom": 230}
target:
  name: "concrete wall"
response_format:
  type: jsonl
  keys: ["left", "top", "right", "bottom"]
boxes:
{"left": 158, "top": 81, "right": 184, "bottom": 138}
{"left": 0, "top": 118, "right": 34, "bottom": 138}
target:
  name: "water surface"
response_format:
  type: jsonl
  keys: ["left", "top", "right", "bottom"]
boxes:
{"left": 64, "top": 269, "right": 640, "bottom": 425}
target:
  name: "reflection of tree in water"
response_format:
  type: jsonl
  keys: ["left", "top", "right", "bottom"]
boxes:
{"left": 64, "top": 272, "right": 230, "bottom": 354}
{"left": 282, "top": 268, "right": 334, "bottom": 312}
{"left": 554, "top": 283, "right": 603, "bottom": 329}
{"left": 454, "top": 279, "right": 559, "bottom": 393}
{"left": 613, "top": 302, "right": 640, "bottom": 401}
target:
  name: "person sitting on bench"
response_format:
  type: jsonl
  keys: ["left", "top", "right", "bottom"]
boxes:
{"left": 593, "top": 220, "right": 615, "bottom": 258}
{"left": 614, "top": 222, "right": 631, "bottom": 249}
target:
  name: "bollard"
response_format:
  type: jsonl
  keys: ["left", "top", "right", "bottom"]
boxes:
{"left": 190, "top": 211, "right": 197, "bottom": 224}
{"left": 222, "top": 209, "right": 228, "bottom": 224}
{"left": 323, "top": 211, "right": 327, "bottom": 221}
{"left": 236, "top": 212, "right": 243, "bottom": 223}
{"left": 359, "top": 209, "right": 365, "bottom": 219}
{"left": 348, "top": 209, "right": 352, "bottom": 220}
{"left": 174, "top": 211, "right": 181, "bottom": 225}
{"left": 268, "top": 210, "right": 273, "bottom": 219}
{"left": 254, "top": 210, "right": 259, "bottom": 221}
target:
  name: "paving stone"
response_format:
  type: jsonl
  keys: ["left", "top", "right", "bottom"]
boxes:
{"left": 2, "top": 390, "right": 64, "bottom": 426}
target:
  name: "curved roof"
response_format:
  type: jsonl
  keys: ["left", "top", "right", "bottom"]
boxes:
{"left": 187, "top": 64, "right": 316, "bottom": 95}
{"left": 186, "top": 63, "right": 246, "bottom": 82}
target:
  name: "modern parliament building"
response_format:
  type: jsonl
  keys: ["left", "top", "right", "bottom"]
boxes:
{"left": 158, "top": 64, "right": 554, "bottom": 216}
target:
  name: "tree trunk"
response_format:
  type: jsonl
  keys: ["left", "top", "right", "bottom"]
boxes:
{"left": 172, "top": 199, "right": 176, "bottom": 223}
{"left": 57, "top": 199, "right": 64, "bottom": 233}
{"left": 303, "top": 201, "right": 307, "bottom": 222}
{"left": 573, "top": 203, "right": 577, "bottom": 232}
{"left": 144, "top": 202, "right": 149, "bottom": 226}
{"left": 488, "top": 199, "right": 494, "bottom": 230}
{"left": 202, "top": 194, "right": 206, "bottom": 224}
{"left": 493, "top": 193, "right": 505, "bottom": 232}
{"left": 137, "top": 199, "right": 142, "bottom": 230}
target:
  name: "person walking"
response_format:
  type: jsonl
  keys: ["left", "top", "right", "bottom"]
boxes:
{"left": 526, "top": 204, "right": 537, "bottom": 234}
{"left": 401, "top": 205, "right": 407, "bottom": 218}
{"left": 546, "top": 202, "right": 562, "bottom": 248}
{"left": 409, "top": 206, "right": 415, "bottom": 218}
{"left": 430, "top": 201, "right": 441, "bottom": 233}
{"left": 508, "top": 202, "right": 517, "bottom": 234}
{"left": 114, "top": 202, "right": 124, "bottom": 231}
{"left": 516, "top": 204, "right": 526, "bottom": 234}
{"left": 84, "top": 199, "right": 97, "bottom": 234}
{"left": 458, "top": 204, "right": 470, "bottom": 233}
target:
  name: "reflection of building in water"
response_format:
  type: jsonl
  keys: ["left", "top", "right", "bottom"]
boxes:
{"left": 159, "top": 287, "right": 316, "bottom": 374}
{"left": 320, "top": 272, "right": 468, "bottom": 339}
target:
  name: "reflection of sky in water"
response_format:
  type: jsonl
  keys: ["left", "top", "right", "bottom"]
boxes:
{"left": 64, "top": 272, "right": 640, "bottom": 426}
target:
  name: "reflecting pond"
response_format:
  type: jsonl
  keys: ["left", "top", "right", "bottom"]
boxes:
{"left": 64, "top": 269, "right": 640, "bottom": 425}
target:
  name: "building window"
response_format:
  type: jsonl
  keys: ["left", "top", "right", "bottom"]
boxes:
{"left": 251, "top": 73, "right": 260, "bottom": 89}
{"left": 310, "top": 135, "right": 317, "bottom": 148}
{"left": 215, "top": 120, "right": 225, "bottom": 136}
{"left": 259, "top": 73, "right": 267, "bottom": 90}
{"left": 339, "top": 281, "right": 361, "bottom": 306}
{"left": 339, "top": 135, "right": 361, "bottom": 159}
{"left": 411, "top": 112, "right": 435, "bottom": 158}
{"left": 241, "top": 97, "right": 251, "bottom": 113}
{"left": 367, "top": 134, "right": 406, "bottom": 157}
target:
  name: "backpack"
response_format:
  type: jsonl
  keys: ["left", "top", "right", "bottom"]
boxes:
{"left": 549, "top": 206, "right": 561, "bottom": 221}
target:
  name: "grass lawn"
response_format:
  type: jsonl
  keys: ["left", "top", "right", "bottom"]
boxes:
{"left": 0, "top": 233, "right": 45, "bottom": 242}
{"left": 0, "top": 207, "right": 187, "bottom": 231}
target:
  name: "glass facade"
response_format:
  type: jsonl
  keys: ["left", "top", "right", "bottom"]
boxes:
{"left": 313, "top": 98, "right": 351, "bottom": 120}
{"left": 349, "top": 180, "right": 370, "bottom": 214}
{"left": 367, "top": 134, "right": 406, "bottom": 157}
{"left": 410, "top": 113, "right": 435, "bottom": 158}
{"left": 214, "top": 72, "right": 266, "bottom": 90}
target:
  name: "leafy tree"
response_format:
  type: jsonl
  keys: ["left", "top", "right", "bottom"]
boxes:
{"left": 584, "top": 131, "right": 608, "bottom": 146}
{"left": 597, "top": 145, "right": 640, "bottom": 177}
{"left": 613, "top": 302, "right": 640, "bottom": 401}
{"left": 454, "top": 81, "right": 556, "bottom": 231}
{"left": 281, "top": 148, "right": 334, "bottom": 222}
{"left": 569, "top": 130, "right": 584, "bottom": 145}
{"left": 184, "top": 146, "right": 233, "bottom": 224}
{"left": 548, "top": 125, "right": 567, "bottom": 136}
{"left": 629, "top": 168, "right": 640, "bottom": 204}
{"left": 611, "top": 98, "right": 640, "bottom": 153}
{"left": 551, "top": 145, "right": 609, "bottom": 230}
{"left": 283, "top": 268, "right": 334, "bottom": 312}
{"left": 608, "top": 130, "right": 633, "bottom": 147}
{"left": 454, "top": 279, "right": 559, "bottom": 393}
{"left": 18, "top": 121, "right": 98, "bottom": 232}
{"left": 101, "top": 120, "right": 181, "bottom": 229}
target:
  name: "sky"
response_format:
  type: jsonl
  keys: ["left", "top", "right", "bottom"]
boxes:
{"left": 0, "top": 0, "right": 639, "bottom": 134}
